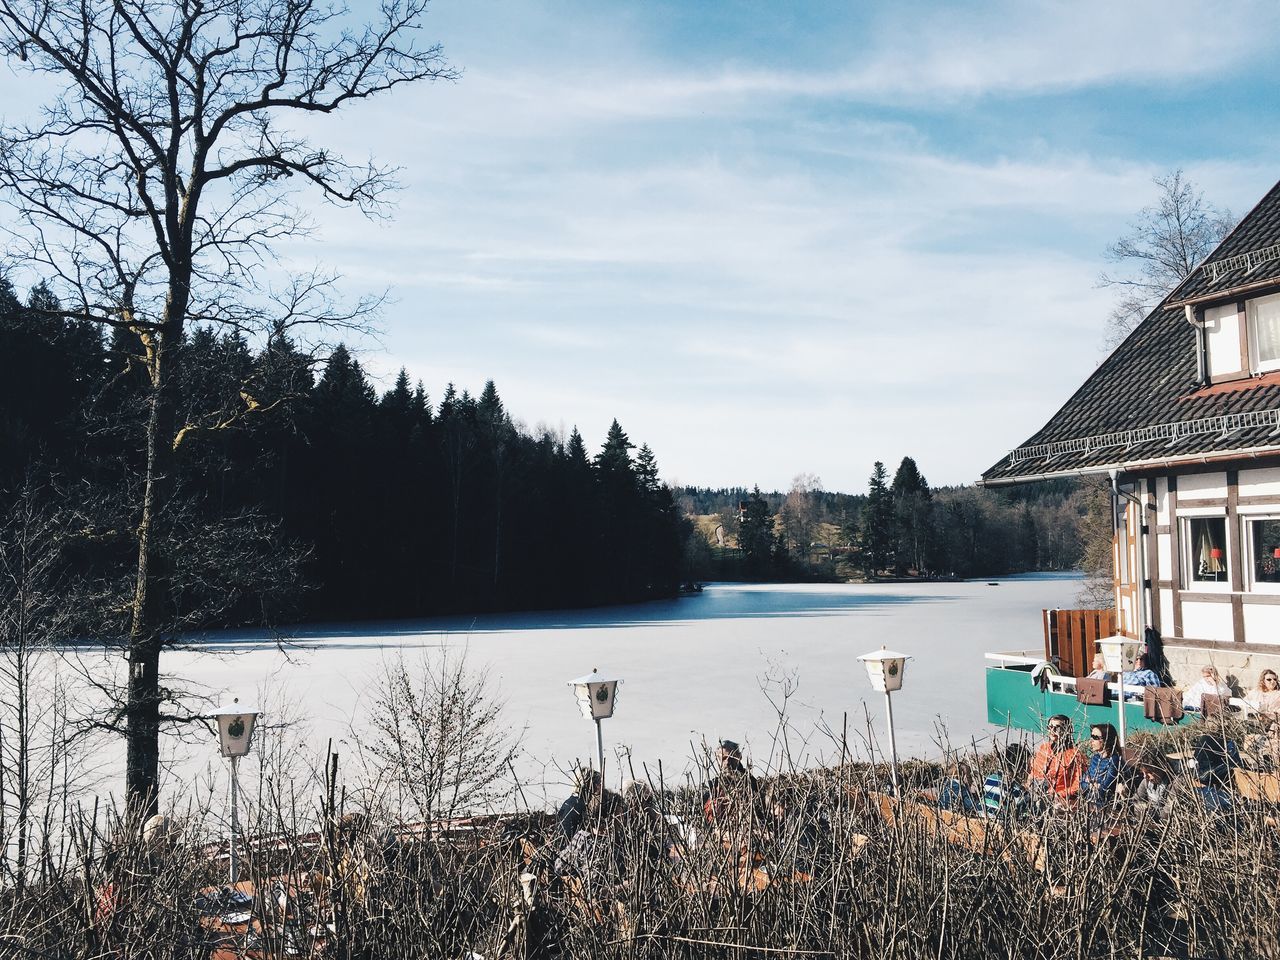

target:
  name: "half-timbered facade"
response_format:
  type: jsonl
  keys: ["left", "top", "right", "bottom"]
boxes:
{"left": 983, "top": 178, "right": 1280, "bottom": 694}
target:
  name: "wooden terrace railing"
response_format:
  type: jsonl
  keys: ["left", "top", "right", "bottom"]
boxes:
{"left": 1042, "top": 608, "right": 1116, "bottom": 679}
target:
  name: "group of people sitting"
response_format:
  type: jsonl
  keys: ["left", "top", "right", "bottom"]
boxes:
{"left": 550, "top": 739, "right": 782, "bottom": 884}
{"left": 935, "top": 710, "right": 1276, "bottom": 823}
{"left": 1084, "top": 658, "right": 1280, "bottom": 715}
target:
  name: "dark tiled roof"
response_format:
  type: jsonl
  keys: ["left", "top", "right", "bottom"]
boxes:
{"left": 983, "top": 177, "right": 1280, "bottom": 485}
{"left": 1168, "top": 179, "right": 1280, "bottom": 304}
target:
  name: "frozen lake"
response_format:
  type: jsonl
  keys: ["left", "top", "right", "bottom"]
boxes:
{"left": 90, "top": 574, "right": 1082, "bottom": 808}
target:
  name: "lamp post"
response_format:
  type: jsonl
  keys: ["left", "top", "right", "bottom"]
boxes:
{"left": 857, "top": 648, "right": 911, "bottom": 795}
{"left": 1099, "top": 635, "right": 1142, "bottom": 747}
{"left": 568, "top": 668, "right": 621, "bottom": 787}
{"left": 213, "top": 698, "right": 259, "bottom": 884}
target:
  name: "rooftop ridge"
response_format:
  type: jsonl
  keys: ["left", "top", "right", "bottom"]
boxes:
{"left": 1009, "top": 407, "right": 1280, "bottom": 464}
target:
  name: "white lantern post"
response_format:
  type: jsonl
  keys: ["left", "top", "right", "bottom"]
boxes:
{"left": 568, "top": 668, "right": 621, "bottom": 787}
{"left": 857, "top": 648, "right": 911, "bottom": 795}
{"left": 1099, "top": 635, "right": 1142, "bottom": 747}
{"left": 212, "top": 698, "right": 259, "bottom": 884}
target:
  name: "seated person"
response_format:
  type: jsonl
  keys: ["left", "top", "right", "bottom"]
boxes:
{"left": 557, "top": 768, "right": 599, "bottom": 840}
{"left": 702, "top": 739, "right": 762, "bottom": 823}
{"left": 982, "top": 743, "right": 1031, "bottom": 819}
{"left": 557, "top": 768, "right": 622, "bottom": 840}
{"left": 1085, "top": 653, "right": 1111, "bottom": 680}
{"left": 1131, "top": 750, "right": 1179, "bottom": 820}
{"left": 1183, "top": 665, "right": 1232, "bottom": 711}
{"left": 937, "top": 759, "right": 983, "bottom": 815}
{"left": 1121, "top": 653, "right": 1161, "bottom": 688}
{"left": 1245, "top": 669, "right": 1280, "bottom": 716}
{"left": 1027, "top": 715, "right": 1084, "bottom": 808}
{"left": 1080, "top": 723, "right": 1125, "bottom": 807}
{"left": 1244, "top": 719, "right": 1280, "bottom": 771}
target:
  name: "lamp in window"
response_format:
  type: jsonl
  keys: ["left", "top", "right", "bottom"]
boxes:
{"left": 1271, "top": 546, "right": 1280, "bottom": 559}
{"left": 1210, "top": 547, "right": 1223, "bottom": 560}
{"left": 568, "top": 668, "right": 621, "bottom": 788}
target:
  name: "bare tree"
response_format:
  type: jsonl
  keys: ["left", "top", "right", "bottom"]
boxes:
{"left": 0, "top": 0, "right": 456, "bottom": 812}
{"left": 362, "top": 647, "right": 521, "bottom": 824}
{"left": 1099, "top": 169, "right": 1235, "bottom": 348}
{"left": 779, "top": 473, "right": 822, "bottom": 564}
{"left": 0, "top": 482, "right": 98, "bottom": 890}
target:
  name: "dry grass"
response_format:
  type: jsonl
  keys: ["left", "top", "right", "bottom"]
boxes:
{"left": 2, "top": 728, "right": 1278, "bottom": 960}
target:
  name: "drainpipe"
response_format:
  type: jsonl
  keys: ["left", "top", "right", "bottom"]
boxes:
{"left": 1185, "top": 304, "right": 1207, "bottom": 386}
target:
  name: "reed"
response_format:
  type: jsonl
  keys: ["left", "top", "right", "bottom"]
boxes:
{"left": 2, "top": 726, "right": 1278, "bottom": 960}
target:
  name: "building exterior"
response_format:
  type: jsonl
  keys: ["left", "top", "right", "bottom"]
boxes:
{"left": 982, "top": 178, "right": 1280, "bottom": 705}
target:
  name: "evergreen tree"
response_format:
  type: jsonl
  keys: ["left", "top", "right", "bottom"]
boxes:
{"left": 566, "top": 427, "right": 589, "bottom": 468}
{"left": 596, "top": 419, "right": 635, "bottom": 476}
{"left": 738, "top": 486, "right": 777, "bottom": 578}
{"left": 860, "top": 462, "right": 894, "bottom": 577}
{"left": 890, "top": 456, "right": 933, "bottom": 576}
{"left": 635, "top": 444, "right": 661, "bottom": 497}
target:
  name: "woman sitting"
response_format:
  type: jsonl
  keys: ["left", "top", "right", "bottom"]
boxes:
{"left": 1080, "top": 723, "right": 1125, "bottom": 807}
{"left": 1085, "top": 653, "right": 1111, "bottom": 681}
{"left": 1183, "top": 665, "right": 1231, "bottom": 711}
{"left": 1245, "top": 669, "right": 1280, "bottom": 717}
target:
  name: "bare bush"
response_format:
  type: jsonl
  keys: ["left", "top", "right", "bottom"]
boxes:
{"left": 362, "top": 647, "right": 522, "bottom": 824}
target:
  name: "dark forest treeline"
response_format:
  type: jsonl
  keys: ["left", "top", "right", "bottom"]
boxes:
{"left": 678, "top": 459, "right": 1088, "bottom": 581}
{"left": 0, "top": 279, "right": 687, "bottom": 624}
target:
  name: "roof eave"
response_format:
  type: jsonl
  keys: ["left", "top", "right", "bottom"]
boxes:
{"left": 1168, "top": 276, "right": 1280, "bottom": 311}
{"left": 980, "top": 441, "right": 1280, "bottom": 488}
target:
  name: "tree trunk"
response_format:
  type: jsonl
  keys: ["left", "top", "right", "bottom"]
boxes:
{"left": 125, "top": 317, "right": 182, "bottom": 813}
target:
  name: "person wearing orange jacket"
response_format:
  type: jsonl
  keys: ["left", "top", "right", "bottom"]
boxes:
{"left": 1027, "top": 714, "right": 1084, "bottom": 808}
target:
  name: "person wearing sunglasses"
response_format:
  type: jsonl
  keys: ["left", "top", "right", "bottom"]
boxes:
{"left": 1080, "top": 723, "right": 1124, "bottom": 808}
{"left": 1245, "top": 669, "right": 1280, "bottom": 717}
{"left": 1027, "top": 715, "right": 1083, "bottom": 808}
{"left": 1080, "top": 727, "right": 1121, "bottom": 808}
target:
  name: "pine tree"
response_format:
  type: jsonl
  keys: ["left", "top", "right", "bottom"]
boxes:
{"left": 738, "top": 485, "right": 777, "bottom": 578}
{"left": 860, "top": 462, "right": 894, "bottom": 578}
{"left": 635, "top": 444, "right": 661, "bottom": 497}
{"left": 566, "top": 427, "right": 589, "bottom": 468}
{"left": 595, "top": 419, "right": 635, "bottom": 476}
{"left": 890, "top": 456, "right": 933, "bottom": 575}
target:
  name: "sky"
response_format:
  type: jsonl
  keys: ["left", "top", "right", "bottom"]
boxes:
{"left": 8, "top": 0, "right": 1280, "bottom": 493}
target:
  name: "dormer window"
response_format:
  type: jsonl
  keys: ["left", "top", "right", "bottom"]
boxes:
{"left": 1247, "top": 292, "right": 1280, "bottom": 374}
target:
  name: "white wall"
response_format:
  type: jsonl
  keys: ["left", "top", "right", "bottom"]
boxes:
{"left": 1178, "top": 470, "right": 1229, "bottom": 501}
{"left": 1243, "top": 603, "right": 1280, "bottom": 643}
{"left": 1204, "top": 302, "right": 1243, "bottom": 379}
{"left": 1180, "top": 600, "right": 1234, "bottom": 643}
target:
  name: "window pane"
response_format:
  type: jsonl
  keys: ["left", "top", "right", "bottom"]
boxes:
{"left": 1251, "top": 518, "right": 1280, "bottom": 585}
{"left": 1188, "top": 517, "right": 1227, "bottom": 583}
{"left": 1253, "top": 295, "right": 1280, "bottom": 365}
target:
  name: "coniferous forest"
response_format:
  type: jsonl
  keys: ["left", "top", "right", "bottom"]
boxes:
{"left": 0, "top": 279, "right": 688, "bottom": 625}
{"left": 2, "top": 277, "right": 1091, "bottom": 633}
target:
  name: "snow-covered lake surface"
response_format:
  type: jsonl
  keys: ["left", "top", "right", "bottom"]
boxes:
{"left": 90, "top": 574, "right": 1081, "bottom": 808}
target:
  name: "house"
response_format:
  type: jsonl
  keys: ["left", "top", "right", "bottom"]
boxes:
{"left": 980, "top": 178, "right": 1280, "bottom": 730}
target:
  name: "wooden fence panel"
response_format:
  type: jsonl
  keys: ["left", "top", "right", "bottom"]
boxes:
{"left": 1042, "top": 608, "right": 1116, "bottom": 678}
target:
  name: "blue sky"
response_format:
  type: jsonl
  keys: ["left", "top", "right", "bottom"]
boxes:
{"left": 8, "top": 0, "right": 1280, "bottom": 492}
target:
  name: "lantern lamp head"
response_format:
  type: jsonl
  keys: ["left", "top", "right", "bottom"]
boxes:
{"left": 212, "top": 698, "right": 260, "bottom": 758}
{"left": 568, "top": 668, "right": 621, "bottom": 720}
{"left": 856, "top": 647, "right": 911, "bottom": 693}
{"left": 1098, "top": 635, "right": 1142, "bottom": 674}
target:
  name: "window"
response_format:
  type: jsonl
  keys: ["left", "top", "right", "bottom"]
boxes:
{"left": 1248, "top": 292, "right": 1280, "bottom": 373}
{"left": 1245, "top": 516, "right": 1280, "bottom": 588}
{"left": 1185, "top": 516, "right": 1228, "bottom": 584}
